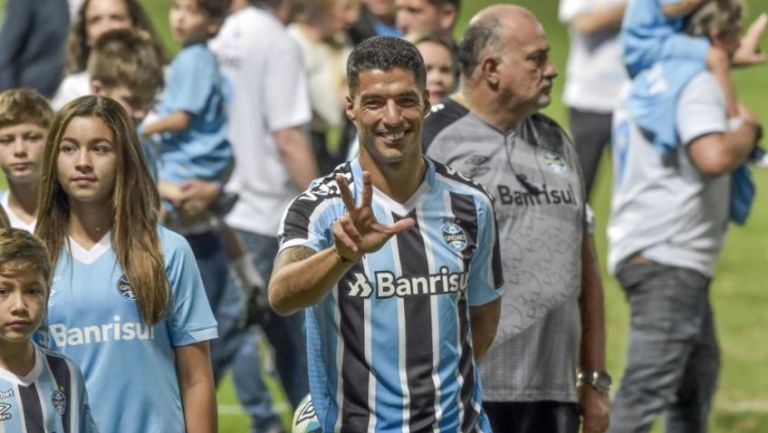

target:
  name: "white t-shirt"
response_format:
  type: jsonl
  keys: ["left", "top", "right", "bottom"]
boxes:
{"left": 209, "top": 7, "right": 311, "bottom": 236}
{"left": 0, "top": 191, "right": 36, "bottom": 232}
{"left": 288, "top": 24, "right": 352, "bottom": 133}
{"left": 608, "top": 72, "right": 731, "bottom": 276}
{"left": 559, "top": 0, "right": 627, "bottom": 112}
{"left": 51, "top": 71, "right": 90, "bottom": 110}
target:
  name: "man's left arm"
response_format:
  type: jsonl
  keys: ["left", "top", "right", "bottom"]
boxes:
{"left": 470, "top": 299, "right": 501, "bottom": 360}
{"left": 579, "top": 231, "right": 610, "bottom": 433}
{"left": 467, "top": 195, "right": 504, "bottom": 361}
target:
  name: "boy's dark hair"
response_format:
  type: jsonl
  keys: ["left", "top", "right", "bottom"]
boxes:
{"left": 0, "top": 228, "right": 51, "bottom": 286}
{"left": 197, "top": 0, "right": 233, "bottom": 21}
{"left": 429, "top": 0, "right": 460, "bottom": 10}
{"left": 0, "top": 88, "right": 54, "bottom": 130}
{"left": 347, "top": 36, "right": 426, "bottom": 96}
{"left": 88, "top": 29, "right": 165, "bottom": 107}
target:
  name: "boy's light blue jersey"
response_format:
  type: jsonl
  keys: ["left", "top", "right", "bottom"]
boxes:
{"left": 621, "top": 0, "right": 709, "bottom": 78}
{"left": 279, "top": 159, "right": 504, "bottom": 433}
{"left": 42, "top": 227, "right": 218, "bottom": 433}
{"left": 0, "top": 343, "right": 98, "bottom": 433}
{"left": 159, "top": 43, "right": 232, "bottom": 183}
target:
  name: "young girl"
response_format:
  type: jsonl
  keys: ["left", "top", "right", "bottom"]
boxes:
{"left": 412, "top": 33, "right": 459, "bottom": 105}
{"left": 35, "top": 95, "right": 218, "bottom": 433}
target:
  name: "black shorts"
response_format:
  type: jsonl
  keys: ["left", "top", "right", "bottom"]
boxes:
{"left": 483, "top": 401, "right": 580, "bottom": 433}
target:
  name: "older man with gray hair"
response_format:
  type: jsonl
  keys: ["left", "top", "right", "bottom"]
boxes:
{"left": 423, "top": 5, "right": 609, "bottom": 433}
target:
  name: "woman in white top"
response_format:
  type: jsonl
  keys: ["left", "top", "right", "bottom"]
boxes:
{"left": 52, "top": 0, "right": 164, "bottom": 110}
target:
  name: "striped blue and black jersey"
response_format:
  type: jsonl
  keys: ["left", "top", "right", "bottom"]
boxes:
{"left": 279, "top": 158, "right": 503, "bottom": 433}
{"left": 0, "top": 343, "right": 97, "bottom": 433}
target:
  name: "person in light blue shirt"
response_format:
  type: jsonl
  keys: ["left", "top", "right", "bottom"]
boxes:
{"left": 0, "top": 227, "right": 98, "bottom": 433}
{"left": 35, "top": 95, "right": 218, "bottom": 433}
{"left": 621, "top": 0, "right": 737, "bottom": 115}
{"left": 142, "top": 0, "right": 232, "bottom": 218}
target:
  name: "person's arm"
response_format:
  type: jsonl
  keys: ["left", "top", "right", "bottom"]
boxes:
{"left": 569, "top": 2, "right": 627, "bottom": 34}
{"left": 733, "top": 13, "right": 768, "bottom": 67}
{"left": 469, "top": 299, "right": 500, "bottom": 361}
{"left": 268, "top": 172, "right": 414, "bottom": 315}
{"left": 175, "top": 341, "right": 217, "bottom": 433}
{"left": 273, "top": 126, "right": 319, "bottom": 189}
{"left": 578, "top": 232, "right": 610, "bottom": 433}
{"left": 689, "top": 103, "right": 761, "bottom": 176}
{"left": 141, "top": 111, "right": 191, "bottom": 136}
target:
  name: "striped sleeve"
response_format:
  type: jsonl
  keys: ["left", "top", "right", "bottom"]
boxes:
{"left": 278, "top": 172, "right": 348, "bottom": 253}
{"left": 466, "top": 195, "right": 504, "bottom": 306}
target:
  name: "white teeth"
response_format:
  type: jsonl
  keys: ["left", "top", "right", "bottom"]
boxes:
{"left": 383, "top": 131, "right": 405, "bottom": 141}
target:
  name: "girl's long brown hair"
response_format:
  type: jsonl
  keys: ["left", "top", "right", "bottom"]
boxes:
{"left": 35, "top": 96, "right": 169, "bottom": 324}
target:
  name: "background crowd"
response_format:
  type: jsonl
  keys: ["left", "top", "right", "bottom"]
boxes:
{"left": 0, "top": 0, "right": 767, "bottom": 433}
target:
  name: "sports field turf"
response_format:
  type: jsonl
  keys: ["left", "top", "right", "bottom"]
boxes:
{"left": 2, "top": 1, "right": 767, "bottom": 431}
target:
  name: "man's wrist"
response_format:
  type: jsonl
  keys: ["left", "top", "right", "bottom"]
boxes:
{"left": 578, "top": 370, "right": 612, "bottom": 395}
{"left": 333, "top": 245, "right": 358, "bottom": 264}
{"left": 730, "top": 116, "right": 763, "bottom": 144}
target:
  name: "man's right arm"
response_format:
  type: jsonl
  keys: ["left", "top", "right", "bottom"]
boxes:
{"left": 265, "top": 33, "right": 319, "bottom": 190}
{"left": 688, "top": 104, "right": 761, "bottom": 176}
{"left": 268, "top": 245, "right": 355, "bottom": 316}
{"left": 273, "top": 126, "right": 319, "bottom": 190}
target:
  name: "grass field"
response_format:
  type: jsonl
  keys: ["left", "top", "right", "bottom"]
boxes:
{"left": 2, "top": 1, "right": 768, "bottom": 431}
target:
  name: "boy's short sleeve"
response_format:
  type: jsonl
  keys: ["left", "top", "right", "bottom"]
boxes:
{"left": 164, "top": 46, "right": 220, "bottom": 116}
{"left": 162, "top": 229, "right": 219, "bottom": 346}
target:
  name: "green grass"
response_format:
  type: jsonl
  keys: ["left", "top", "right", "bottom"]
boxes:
{"left": 2, "top": 0, "right": 768, "bottom": 431}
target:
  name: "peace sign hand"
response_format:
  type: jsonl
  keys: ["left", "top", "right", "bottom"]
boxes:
{"left": 332, "top": 171, "right": 415, "bottom": 263}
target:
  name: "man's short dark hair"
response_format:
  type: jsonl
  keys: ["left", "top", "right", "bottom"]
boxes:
{"left": 457, "top": 16, "right": 501, "bottom": 78}
{"left": 429, "top": 0, "right": 460, "bottom": 10}
{"left": 347, "top": 36, "right": 427, "bottom": 96}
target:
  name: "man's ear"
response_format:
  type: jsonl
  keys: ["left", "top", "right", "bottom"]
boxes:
{"left": 345, "top": 95, "right": 356, "bottom": 122}
{"left": 422, "top": 90, "right": 432, "bottom": 115}
{"left": 480, "top": 55, "right": 501, "bottom": 88}
{"left": 90, "top": 79, "right": 104, "bottom": 95}
{"left": 438, "top": 4, "right": 458, "bottom": 32}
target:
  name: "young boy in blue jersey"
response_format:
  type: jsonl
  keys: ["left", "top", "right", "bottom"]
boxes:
{"left": 0, "top": 228, "right": 98, "bottom": 432}
{"left": 0, "top": 89, "right": 53, "bottom": 232}
{"left": 141, "top": 0, "right": 233, "bottom": 220}
{"left": 88, "top": 28, "right": 165, "bottom": 178}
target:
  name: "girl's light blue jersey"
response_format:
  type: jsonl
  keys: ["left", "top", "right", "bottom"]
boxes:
{"left": 0, "top": 343, "right": 98, "bottom": 433}
{"left": 42, "top": 227, "right": 218, "bottom": 433}
{"left": 279, "top": 159, "right": 504, "bottom": 433}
